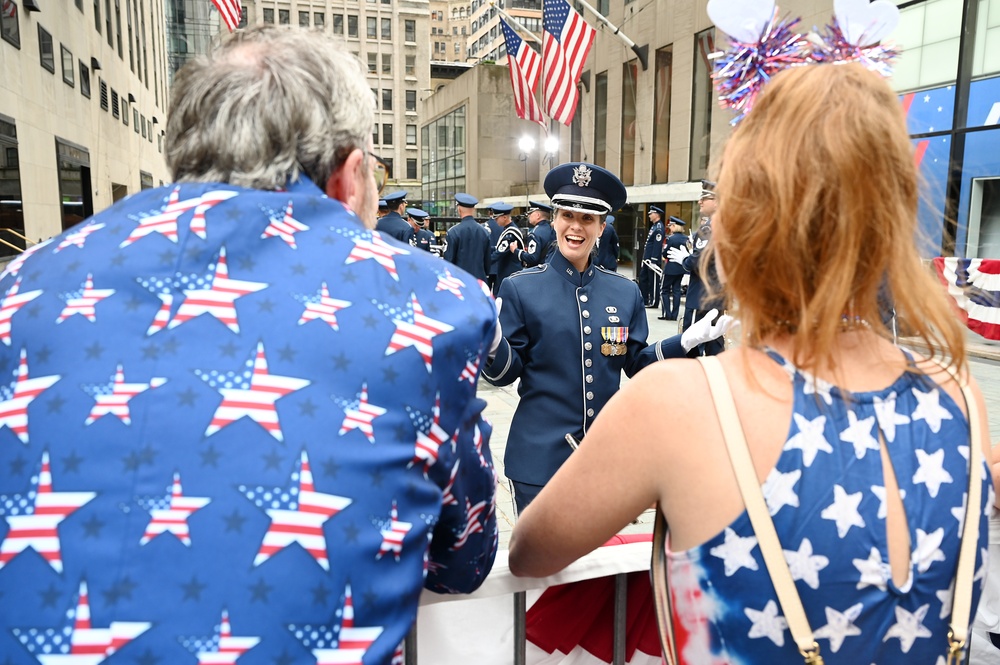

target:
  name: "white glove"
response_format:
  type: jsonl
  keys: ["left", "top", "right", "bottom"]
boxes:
{"left": 681, "top": 308, "right": 735, "bottom": 352}
{"left": 667, "top": 245, "right": 691, "bottom": 265}
{"left": 489, "top": 297, "right": 503, "bottom": 358}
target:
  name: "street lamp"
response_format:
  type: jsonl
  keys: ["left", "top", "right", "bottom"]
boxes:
{"left": 518, "top": 136, "right": 535, "bottom": 201}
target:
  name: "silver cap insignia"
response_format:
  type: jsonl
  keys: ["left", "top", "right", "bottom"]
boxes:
{"left": 572, "top": 165, "right": 592, "bottom": 187}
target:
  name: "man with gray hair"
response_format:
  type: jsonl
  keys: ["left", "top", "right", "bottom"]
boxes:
{"left": 0, "top": 26, "right": 498, "bottom": 664}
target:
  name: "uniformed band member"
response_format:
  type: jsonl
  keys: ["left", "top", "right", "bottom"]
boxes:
{"left": 482, "top": 162, "right": 733, "bottom": 513}
{"left": 489, "top": 202, "right": 524, "bottom": 295}
{"left": 375, "top": 189, "right": 414, "bottom": 244}
{"left": 376, "top": 198, "right": 388, "bottom": 220}
{"left": 444, "top": 193, "right": 491, "bottom": 281}
{"left": 639, "top": 206, "right": 665, "bottom": 308}
{"left": 516, "top": 200, "right": 556, "bottom": 267}
{"left": 667, "top": 180, "right": 725, "bottom": 356}
{"left": 594, "top": 213, "right": 620, "bottom": 272}
{"left": 659, "top": 215, "right": 688, "bottom": 321}
{"left": 407, "top": 207, "right": 434, "bottom": 252}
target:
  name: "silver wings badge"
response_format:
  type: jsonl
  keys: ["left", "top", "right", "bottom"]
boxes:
{"left": 572, "top": 164, "right": 592, "bottom": 187}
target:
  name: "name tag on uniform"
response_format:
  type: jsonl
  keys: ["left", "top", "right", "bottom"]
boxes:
{"left": 600, "top": 327, "right": 629, "bottom": 356}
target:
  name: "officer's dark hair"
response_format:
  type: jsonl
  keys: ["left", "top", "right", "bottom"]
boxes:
{"left": 713, "top": 63, "right": 966, "bottom": 376}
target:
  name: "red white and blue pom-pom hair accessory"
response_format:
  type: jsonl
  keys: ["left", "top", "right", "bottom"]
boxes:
{"left": 708, "top": 0, "right": 901, "bottom": 124}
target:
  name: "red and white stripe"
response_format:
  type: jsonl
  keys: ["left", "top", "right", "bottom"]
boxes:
{"left": 458, "top": 355, "right": 481, "bottom": 384}
{"left": 441, "top": 460, "right": 460, "bottom": 506}
{"left": 313, "top": 585, "right": 383, "bottom": 665}
{"left": 254, "top": 451, "right": 351, "bottom": 570}
{"left": 169, "top": 247, "right": 267, "bottom": 334}
{"left": 204, "top": 342, "right": 310, "bottom": 442}
{"left": 451, "top": 498, "right": 486, "bottom": 550}
{"left": 345, "top": 232, "right": 409, "bottom": 281}
{"left": 56, "top": 274, "right": 116, "bottom": 323}
{"left": 338, "top": 383, "right": 386, "bottom": 444}
{"left": 85, "top": 364, "right": 166, "bottom": 426}
{"left": 120, "top": 187, "right": 190, "bottom": 246}
{"left": 0, "top": 238, "right": 51, "bottom": 282}
{"left": 0, "top": 278, "right": 43, "bottom": 345}
{"left": 410, "top": 395, "right": 455, "bottom": 475}
{"left": 542, "top": 0, "right": 595, "bottom": 125}
{"left": 503, "top": 22, "right": 545, "bottom": 124}
{"left": 473, "top": 424, "right": 489, "bottom": 468}
{"left": 54, "top": 222, "right": 106, "bottom": 252}
{"left": 934, "top": 257, "right": 1000, "bottom": 340}
{"left": 193, "top": 610, "right": 260, "bottom": 665}
{"left": 140, "top": 473, "right": 211, "bottom": 546}
{"left": 435, "top": 269, "right": 466, "bottom": 300}
{"left": 211, "top": 0, "right": 242, "bottom": 32}
{"left": 190, "top": 190, "right": 239, "bottom": 239}
{"left": 376, "top": 501, "right": 413, "bottom": 561}
{"left": 0, "top": 348, "right": 60, "bottom": 445}
{"left": 145, "top": 293, "right": 174, "bottom": 336}
{"left": 298, "top": 282, "right": 351, "bottom": 331}
{"left": 385, "top": 294, "right": 455, "bottom": 372}
{"left": 262, "top": 200, "right": 310, "bottom": 248}
{"left": 58, "top": 581, "right": 150, "bottom": 659}
{"left": 0, "top": 452, "right": 95, "bottom": 572}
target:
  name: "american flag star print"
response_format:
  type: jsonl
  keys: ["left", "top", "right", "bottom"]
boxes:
{"left": 137, "top": 472, "right": 210, "bottom": 545}
{"left": 261, "top": 200, "right": 310, "bottom": 248}
{"left": 441, "top": 461, "right": 460, "bottom": 506}
{"left": 374, "top": 500, "right": 413, "bottom": 561}
{"left": 451, "top": 497, "right": 486, "bottom": 551}
{"left": 179, "top": 609, "right": 261, "bottom": 664}
{"left": 0, "top": 277, "right": 43, "bottom": 345}
{"left": 0, "top": 237, "right": 52, "bottom": 282}
{"left": 0, "top": 348, "right": 60, "bottom": 445}
{"left": 375, "top": 293, "right": 455, "bottom": 372}
{"left": 240, "top": 450, "right": 351, "bottom": 570}
{"left": 296, "top": 282, "right": 352, "bottom": 331}
{"left": 335, "top": 226, "right": 410, "bottom": 282}
{"left": 12, "top": 580, "right": 150, "bottom": 663}
{"left": 190, "top": 190, "right": 239, "bottom": 239}
{"left": 287, "top": 583, "right": 384, "bottom": 665}
{"left": 459, "top": 350, "right": 481, "bottom": 385}
{"left": 54, "top": 222, "right": 105, "bottom": 253}
{"left": 167, "top": 247, "right": 268, "bottom": 334}
{"left": 407, "top": 394, "right": 455, "bottom": 476}
{"left": 473, "top": 424, "right": 489, "bottom": 469}
{"left": 0, "top": 451, "right": 95, "bottom": 572}
{"left": 195, "top": 341, "right": 310, "bottom": 442}
{"left": 82, "top": 364, "right": 167, "bottom": 426}
{"left": 435, "top": 267, "right": 466, "bottom": 300}
{"left": 56, "top": 274, "right": 115, "bottom": 323}
{"left": 121, "top": 187, "right": 237, "bottom": 247}
{"left": 333, "top": 383, "right": 387, "bottom": 444}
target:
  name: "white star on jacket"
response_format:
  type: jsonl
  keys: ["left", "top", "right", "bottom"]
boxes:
{"left": 873, "top": 392, "right": 911, "bottom": 443}
{"left": 802, "top": 372, "right": 834, "bottom": 405}
{"left": 744, "top": 600, "right": 788, "bottom": 647}
{"left": 910, "top": 387, "right": 953, "bottom": 433}
{"left": 840, "top": 410, "right": 880, "bottom": 459}
{"left": 709, "top": 527, "right": 759, "bottom": 577}
{"left": 882, "top": 603, "right": 932, "bottom": 653}
{"left": 911, "top": 527, "right": 946, "bottom": 573}
{"left": 821, "top": 484, "right": 866, "bottom": 538}
{"left": 762, "top": 468, "right": 801, "bottom": 516}
{"left": 813, "top": 602, "right": 863, "bottom": 653}
{"left": 783, "top": 538, "right": 829, "bottom": 590}
{"left": 785, "top": 413, "right": 833, "bottom": 467}
{"left": 852, "top": 547, "right": 889, "bottom": 591}
{"left": 936, "top": 581, "right": 954, "bottom": 619}
{"left": 912, "top": 448, "right": 953, "bottom": 498}
{"left": 870, "top": 484, "right": 906, "bottom": 520}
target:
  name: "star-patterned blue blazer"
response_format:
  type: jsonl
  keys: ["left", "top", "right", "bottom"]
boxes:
{"left": 666, "top": 347, "right": 992, "bottom": 664}
{"left": 0, "top": 177, "right": 499, "bottom": 665}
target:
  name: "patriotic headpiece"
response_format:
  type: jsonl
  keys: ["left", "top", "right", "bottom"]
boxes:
{"left": 709, "top": 0, "right": 900, "bottom": 124}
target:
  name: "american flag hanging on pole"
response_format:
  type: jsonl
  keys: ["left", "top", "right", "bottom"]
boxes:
{"left": 211, "top": 0, "right": 242, "bottom": 32}
{"left": 500, "top": 19, "right": 546, "bottom": 125}
{"left": 542, "top": 0, "right": 596, "bottom": 126}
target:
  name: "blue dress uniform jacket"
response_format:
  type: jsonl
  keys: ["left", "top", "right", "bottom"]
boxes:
{"left": 595, "top": 222, "right": 619, "bottom": 271}
{"left": 0, "top": 178, "right": 498, "bottom": 665}
{"left": 661, "top": 231, "right": 689, "bottom": 276}
{"left": 681, "top": 218, "right": 724, "bottom": 354}
{"left": 483, "top": 218, "right": 502, "bottom": 280}
{"left": 490, "top": 224, "right": 525, "bottom": 295}
{"left": 516, "top": 221, "right": 556, "bottom": 267}
{"left": 482, "top": 252, "right": 684, "bottom": 486}
{"left": 642, "top": 221, "right": 664, "bottom": 265}
{"left": 443, "top": 216, "right": 491, "bottom": 282}
{"left": 376, "top": 210, "right": 415, "bottom": 245}
{"left": 413, "top": 228, "right": 435, "bottom": 252}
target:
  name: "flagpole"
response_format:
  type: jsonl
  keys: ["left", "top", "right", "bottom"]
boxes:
{"left": 489, "top": 2, "right": 542, "bottom": 45}
{"left": 574, "top": 0, "right": 648, "bottom": 70}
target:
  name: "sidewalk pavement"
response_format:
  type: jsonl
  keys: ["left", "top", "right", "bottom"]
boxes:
{"left": 480, "top": 307, "right": 1000, "bottom": 550}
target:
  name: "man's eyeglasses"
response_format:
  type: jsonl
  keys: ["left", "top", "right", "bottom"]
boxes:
{"left": 367, "top": 152, "right": 390, "bottom": 194}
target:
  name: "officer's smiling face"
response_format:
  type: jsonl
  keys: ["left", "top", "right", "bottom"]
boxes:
{"left": 554, "top": 208, "right": 606, "bottom": 272}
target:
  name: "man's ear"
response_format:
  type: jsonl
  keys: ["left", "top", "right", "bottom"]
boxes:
{"left": 325, "top": 148, "right": 364, "bottom": 204}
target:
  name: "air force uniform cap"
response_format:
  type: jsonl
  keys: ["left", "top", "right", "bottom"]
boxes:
{"left": 543, "top": 162, "right": 627, "bottom": 216}
{"left": 649, "top": 205, "right": 665, "bottom": 216}
{"left": 490, "top": 202, "right": 514, "bottom": 215}
{"left": 383, "top": 190, "right": 407, "bottom": 205}
{"left": 606, "top": 215, "right": 616, "bottom": 224}
{"left": 455, "top": 193, "right": 479, "bottom": 207}
{"left": 378, "top": 199, "right": 388, "bottom": 209}
{"left": 700, "top": 180, "right": 717, "bottom": 199}
{"left": 668, "top": 215, "right": 686, "bottom": 226}
{"left": 406, "top": 207, "right": 429, "bottom": 220}
{"left": 527, "top": 200, "right": 553, "bottom": 213}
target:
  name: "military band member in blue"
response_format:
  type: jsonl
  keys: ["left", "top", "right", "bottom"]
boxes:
{"left": 375, "top": 190, "right": 414, "bottom": 244}
{"left": 443, "top": 193, "right": 491, "bottom": 282}
{"left": 594, "top": 214, "right": 620, "bottom": 271}
{"left": 516, "top": 201, "right": 556, "bottom": 267}
{"left": 659, "top": 216, "right": 688, "bottom": 321}
{"left": 483, "top": 206, "right": 504, "bottom": 290}
{"left": 489, "top": 202, "right": 524, "bottom": 295}
{"left": 406, "top": 207, "right": 434, "bottom": 251}
{"left": 482, "top": 163, "right": 733, "bottom": 513}
{"left": 638, "top": 206, "right": 665, "bottom": 308}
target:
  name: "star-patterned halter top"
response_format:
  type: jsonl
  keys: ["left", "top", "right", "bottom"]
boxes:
{"left": 666, "top": 347, "right": 992, "bottom": 664}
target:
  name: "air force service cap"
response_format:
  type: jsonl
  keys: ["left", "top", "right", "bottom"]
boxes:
{"left": 406, "top": 207, "right": 429, "bottom": 220}
{"left": 378, "top": 199, "right": 388, "bottom": 209}
{"left": 544, "top": 162, "right": 627, "bottom": 216}
{"left": 606, "top": 215, "right": 616, "bottom": 224}
{"left": 454, "top": 193, "right": 479, "bottom": 208}
{"left": 668, "top": 215, "right": 687, "bottom": 227}
{"left": 700, "top": 180, "right": 717, "bottom": 199}
{"left": 383, "top": 190, "right": 407, "bottom": 205}
{"left": 527, "top": 200, "right": 552, "bottom": 214}
{"left": 649, "top": 205, "right": 665, "bottom": 216}
{"left": 490, "top": 202, "right": 514, "bottom": 215}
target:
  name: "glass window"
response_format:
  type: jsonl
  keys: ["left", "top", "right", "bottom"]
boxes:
{"left": 56, "top": 138, "right": 93, "bottom": 231}
{"left": 405, "top": 19, "right": 415, "bottom": 42}
{"left": 972, "top": 0, "right": 1000, "bottom": 78}
{"left": 314, "top": 12, "right": 325, "bottom": 28}
{"left": 367, "top": 52, "right": 377, "bottom": 73}
{"left": 141, "top": 113, "right": 146, "bottom": 137}
{"left": 594, "top": 71, "right": 607, "bottom": 167}
{"left": 279, "top": 9, "right": 289, "bottom": 24}
{"left": 367, "top": 17, "right": 377, "bottom": 38}
{"left": 38, "top": 25, "right": 55, "bottom": 73}
{"left": 80, "top": 60, "right": 91, "bottom": 98}
{"left": 382, "top": 53, "right": 391, "bottom": 74}
{"left": 689, "top": 28, "right": 715, "bottom": 181}
{"left": 406, "top": 54, "right": 415, "bottom": 75}
{"left": 406, "top": 89, "right": 417, "bottom": 111}
{"left": 348, "top": 15, "right": 358, "bottom": 37}
{"left": 406, "top": 124, "right": 417, "bottom": 144}
{"left": 383, "top": 123, "right": 393, "bottom": 145}
{"left": 333, "top": 14, "right": 343, "bottom": 33}
{"left": 382, "top": 89, "right": 393, "bottom": 110}
{"left": 621, "top": 60, "right": 638, "bottom": 186}
{"left": 0, "top": 119, "right": 25, "bottom": 257}
{"left": 381, "top": 17, "right": 391, "bottom": 40}
{"left": 115, "top": 0, "right": 122, "bottom": 58}
{"left": 105, "top": 0, "right": 112, "bottom": 47}
{"left": 239, "top": 5, "right": 248, "bottom": 28}
{"left": 1, "top": 0, "right": 19, "bottom": 48}
{"left": 262, "top": 8, "right": 274, "bottom": 23}
{"left": 652, "top": 46, "right": 672, "bottom": 183}
{"left": 61, "top": 45, "right": 75, "bottom": 86}
{"left": 299, "top": 11, "right": 309, "bottom": 27}
{"left": 133, "top": 107, "right": 139, "bottom": 131}
{"left": 94, "top": 0, "right": 100, "bottom": 32}
{"left": 406, "top": 158, "right": 417, "bottom": 179}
